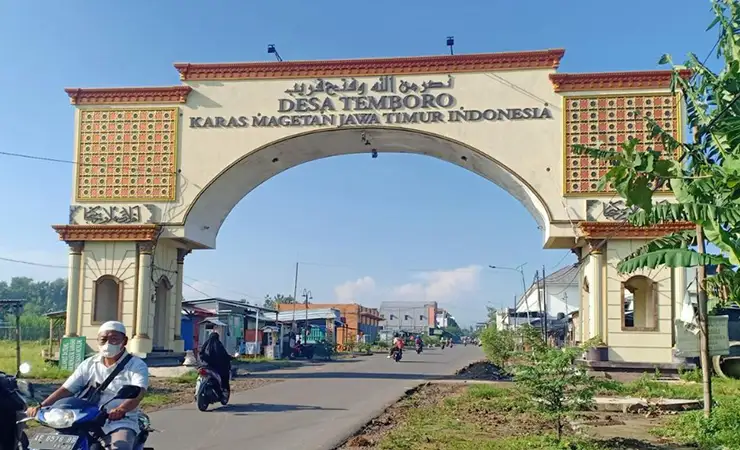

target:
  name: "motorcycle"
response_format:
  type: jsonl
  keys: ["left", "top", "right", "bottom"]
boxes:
{"left": 20, "top": 383, "right": 156, "bottom": 450}
{"left": 288, "top": 343, "right": 314, "bottom": 360}
{"left": 415, "top": 344, "right": 423, "bottom": 355}
{"left": 0, "top": 362, "right": 32, "bottom": 450}
{"left": 195, "top": 365, "right": 229, "bottom": 412}
{"left": 393, "top": 348, "right": 403, "bottom": 362}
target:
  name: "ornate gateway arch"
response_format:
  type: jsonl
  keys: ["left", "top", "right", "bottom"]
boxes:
{"left": 54, "top": 49, "right": 692, "bottom": 366}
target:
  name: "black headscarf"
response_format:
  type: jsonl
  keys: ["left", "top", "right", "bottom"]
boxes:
{"left": 199, "top": 332, "right": 230, "bottom": 370}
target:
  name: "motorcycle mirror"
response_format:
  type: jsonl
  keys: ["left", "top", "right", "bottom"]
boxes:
{"left": 114, "top": 385, "right": 143, "bottom": 400}
{"left": 18, "top": 362, "right": 31, "bottom": 375}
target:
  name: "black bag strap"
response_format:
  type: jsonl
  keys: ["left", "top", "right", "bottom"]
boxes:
{"left": 94, "top": 353, "right": 133, "bottom": 395}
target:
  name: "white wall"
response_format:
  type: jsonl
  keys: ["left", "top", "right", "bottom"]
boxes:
{"left": 517, "top": 285, "right": 579, "bottom": 319}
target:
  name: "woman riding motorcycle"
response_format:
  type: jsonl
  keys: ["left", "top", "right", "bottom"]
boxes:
{"left": 199, "top": 332, "right": 232, "bottom": 398}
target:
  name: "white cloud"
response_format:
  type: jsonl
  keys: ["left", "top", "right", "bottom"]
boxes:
{"left": 333, "top": 276, "right": 376, "bottom": 303}
{"left": 391, "top": 265, "right": 482, "bottom": 304}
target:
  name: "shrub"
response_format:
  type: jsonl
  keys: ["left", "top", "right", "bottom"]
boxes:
{"left": 513, "top": 346, "right": 599, "bottom": 442}
{"left": 480, "top": 326, "right": 516, "bottom": 370}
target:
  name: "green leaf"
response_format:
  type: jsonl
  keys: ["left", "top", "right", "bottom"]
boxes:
{"left": 626, "top": 176, "right": 653, "bottom": 213}
{"left": 702, "top": 221, "right": 740, "bottom": 265}
{"left": 625, "top": 230, "right": 697, "bottom": 260}
{"left": 658, "top": 54, "right": 673, "bottom": 65}
{"left": 616, "top": 249, "right": 730, "bottom": 274}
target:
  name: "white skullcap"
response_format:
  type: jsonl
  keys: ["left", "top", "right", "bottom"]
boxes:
{"left": 98, "top": 321, "right": 126, "bottom": 336}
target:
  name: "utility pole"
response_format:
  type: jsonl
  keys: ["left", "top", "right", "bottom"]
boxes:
{"left": 542, "top": 265, "right": 548, "bottom": 345}
{"left": 292, "top": 262, "right": 299, "bottom": 329}
{"left": 535, "top": 271, "right": 544, "bottom": 341}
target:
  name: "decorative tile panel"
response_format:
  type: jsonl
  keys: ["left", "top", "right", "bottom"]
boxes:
{"left": 563, "top": 94, "right": 681, "bottom": 195}
{"left": 76, "top": 108, "right": 178, "bottom": 202}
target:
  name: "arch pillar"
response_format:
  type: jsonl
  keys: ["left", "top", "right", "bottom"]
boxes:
{"left": 171, "top": 248, "right": 191, "bottom": 352}
{"left": 129, "top": 241, "right": 154, "bottom": 356}
{"left": 64, "top": 241, "right": 84, "bottom": 337}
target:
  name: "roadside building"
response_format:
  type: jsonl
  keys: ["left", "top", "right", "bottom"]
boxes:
{"left": 277, "top": 303, "right": 382, "bottom": 348}
{"left": 379, "top": 301, "right": 438, "bottom": 335}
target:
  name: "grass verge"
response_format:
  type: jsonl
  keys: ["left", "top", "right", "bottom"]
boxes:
{"left": 0, "top": 340, "right": 71, "bottom": 379}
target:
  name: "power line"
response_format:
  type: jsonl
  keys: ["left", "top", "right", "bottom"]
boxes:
{"left": 0, "top": 253, "right": 263, "bottom": 300}
{"left": 0, "top": 256, "right": 67, "bottom": 269}
{"left": 182, "top": 281, "right": 211, "bottom": 298}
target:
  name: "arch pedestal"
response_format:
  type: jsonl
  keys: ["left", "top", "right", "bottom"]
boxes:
{"left": 53, "top": 225, "right": 187, "bottom": 357}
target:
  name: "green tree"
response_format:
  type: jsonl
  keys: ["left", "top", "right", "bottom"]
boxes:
{"left": 486, "top": 305, "right": 497, "bottom": 325}
{"left": 514, "top": 347, "right": 599, "bottom": 442}
{"left": 262, "top": 293, "right": 296, "bottom": 310}
{"left": 480, "top": 325, "right": 515, "bottom": 371}
{"left": 575, "top": 0, "right": 740, "bottom": 418}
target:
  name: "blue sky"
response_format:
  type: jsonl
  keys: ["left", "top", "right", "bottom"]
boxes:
{"left": 0, "top": 1, "right": 718, "bottom": 326}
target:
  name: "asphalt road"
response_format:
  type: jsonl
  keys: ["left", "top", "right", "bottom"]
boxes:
{"left": 147, "top": 345, "right": 483, "bottom": 450}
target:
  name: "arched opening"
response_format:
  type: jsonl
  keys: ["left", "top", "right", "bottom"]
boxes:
{"left": 621, "top": 275, "right": 658, "bottom": 331}
{"left": 92, "top": 276, "right": 121, "bottom": 324}
{"left": 153, "top": 276, "right": 172, "bottom": 349}
{"left": 179, "top": 127, "right": 560, "bottom": 249}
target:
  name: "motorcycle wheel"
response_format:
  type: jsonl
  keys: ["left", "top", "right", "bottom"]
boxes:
{"left": 197, "top": 394, "right": 209, "bottom": 411}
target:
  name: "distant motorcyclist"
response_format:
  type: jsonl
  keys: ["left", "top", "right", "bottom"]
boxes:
{"left": 388, "top": 333, "right": 403, "bottom": 358}
{"left": 199, "top": 332, "right": 232, "bottom": 399}
{"left": 414, "top": 335, "right": 423, "bottom": 353}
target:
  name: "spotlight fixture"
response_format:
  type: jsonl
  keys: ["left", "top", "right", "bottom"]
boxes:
{"left": 267, "top": 44, "right": 283, "bottom": 62}
{"left": 446, "top": 36, "right": 455, "bottom": 55}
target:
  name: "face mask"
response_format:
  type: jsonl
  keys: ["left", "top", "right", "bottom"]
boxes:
{"left": 100, "top": 343, "right": 122, "bottom": 358}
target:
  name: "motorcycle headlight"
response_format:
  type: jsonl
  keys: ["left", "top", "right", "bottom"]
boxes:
{"left": 39, "top": 408, "right": 79, "bottom": 429}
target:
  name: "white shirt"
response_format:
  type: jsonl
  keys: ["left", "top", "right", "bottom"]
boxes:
{"left": 62, "top": 350, "right": 149, "bottom": 435}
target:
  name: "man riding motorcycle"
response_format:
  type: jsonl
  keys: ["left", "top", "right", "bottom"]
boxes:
{"left": 199, "top": 332, "right": 232, "bottom": 400}
{"left": 26, "top": 321, "right": 149, "bottom": 450}
{"left": 414, "top": 335, "right": 423, "bottom": 353}
{"left": 388, "top": 334, "right": 403, "bottom": 359}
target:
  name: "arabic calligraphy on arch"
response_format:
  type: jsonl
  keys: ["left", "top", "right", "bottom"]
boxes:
{"left": 284, "top": 74, "right": 455, "bottom": 98}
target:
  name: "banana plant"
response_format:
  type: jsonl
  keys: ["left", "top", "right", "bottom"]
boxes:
{"left": 574, "top": 0, "right": 740, "bottom": 305}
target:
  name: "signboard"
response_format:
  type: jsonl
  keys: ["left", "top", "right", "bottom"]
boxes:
{"left": 674, "top": 316, "right": 730, "bottom": 358}
{"left": 189, "top": 75, "right": 554, "bottom": 130}
{"left": 59, "top": 337, "right": 87, "bottom": 371}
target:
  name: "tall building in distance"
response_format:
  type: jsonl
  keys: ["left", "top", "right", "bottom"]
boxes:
{"left": 379, "top": 301, "right": 438, "bottom": 335}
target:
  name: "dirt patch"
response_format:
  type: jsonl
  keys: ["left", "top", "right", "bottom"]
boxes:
{"left": 455, "top": 360, "right": 510, "bottom": 381}
{"left": 337, "top": 383, "right": 555, "bottom": 449}
{"left": 337, "top": 382, "right": 693, "bottom": 449}
{"left": 572, "top": 412, "right": 695, "bottom": 449}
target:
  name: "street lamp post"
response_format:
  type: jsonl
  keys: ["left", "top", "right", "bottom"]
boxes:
{"left": 488, "top": 264, "right": 529, "bottom": 325}
{"left": 302, "top": 289, "right": 312, "bottom": 343}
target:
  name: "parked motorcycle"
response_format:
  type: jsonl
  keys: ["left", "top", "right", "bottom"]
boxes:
{"left": 288, "top": 343, "right": 314, "bottom": 360}
{"left": 0, "top": 362, "right": 32, "bottom": 450}
{"left": 20, "top": 383, "right": 155, "bottom": 450}
{"left": 195, "top": 365, "right": 229, "bottom": 412}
